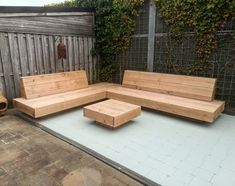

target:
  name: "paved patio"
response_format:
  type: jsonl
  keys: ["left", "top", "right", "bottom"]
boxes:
{"left": 37, "top": 107, "right": 235, "bottom": 186}
{"left": 0, "top": 114, "right": 143, "bottom": 186}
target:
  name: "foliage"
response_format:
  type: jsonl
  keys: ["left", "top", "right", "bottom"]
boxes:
{"left": 155, "top": 0, "right": 235, "bottom": 62}
{"left": 48, "top": 0, "right": 144, "bottom": 81}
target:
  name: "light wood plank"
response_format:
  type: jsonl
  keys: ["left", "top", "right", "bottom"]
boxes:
{"left": 84, "top": 99, "right": 141, "bottom": 128}
{"left": 14, "top": 83, "right": 120, "bottom": 118}
{"left": 107, "top": 87, "right": 224, "bottom": 123}
{"left": 123, "top": 70, "right": 216, "bottom": 101}
{"left": 20, "top": 70, "right": 89, "bottom": 99}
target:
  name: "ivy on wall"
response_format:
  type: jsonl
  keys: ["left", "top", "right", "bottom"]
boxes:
{"left": 155, "top": 0, "right": 235, "bottom": 72}
{"left": 49, "top": 0, "right": 144, "bottom": 81}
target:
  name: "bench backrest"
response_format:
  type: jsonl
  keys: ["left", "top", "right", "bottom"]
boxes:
{"left": 122, "top": 70, "right": 216, "bottom": 101}
{"left": 20, "top": 70, "right": 88, "bottom": 99}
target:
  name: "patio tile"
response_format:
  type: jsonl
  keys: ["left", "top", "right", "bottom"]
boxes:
{"left": 191, "top": 168, "right": 214, "bottom": 182}
{"left": 211, "top": 168, "right": 235, "bottom": 186}
{"left": 188, "top": 177, "right": 212, "bottom": 186}
{"left": 38, "top": 109, "right": 235, "bottom": 186}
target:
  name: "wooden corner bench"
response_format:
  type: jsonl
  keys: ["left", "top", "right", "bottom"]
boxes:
{"left": 14, "top": 70, "right": 225, "bottom": 123}
{"left": 107, "top": 70, "right": 225, "bottom": 123}
{"left": 13, "top": 70, "right": 120, "bottom": 118}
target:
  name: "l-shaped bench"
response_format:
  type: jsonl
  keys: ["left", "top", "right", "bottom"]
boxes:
{"left": 13, "top": 70, "right": 225, "bottom": 123}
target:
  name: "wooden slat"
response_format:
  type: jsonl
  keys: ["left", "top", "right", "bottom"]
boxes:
{"left": 34, "top": 35, "right": 43, "bottom": 74}
{"left": 62, "top": 36, "right": 68, "bottom": 72}
{"left": 42, "top": 35, "right": 49, "bottom": 74}
{"left": 14, "top": 83, "right": 120, "bottom": 118}
{"left": 88, "top": 37, "right": 93, "bottom": 83}
{"left": 79, "top": 37, "right": 84, "bottom": 70}
{"left": 8, "top": 33, "right": 20, "bottom": 97}
{"left": 114, "top": 107, "right": 141, "bottom": 127}
{"left": 48, "top": 36, "right": 55, "bottom": 73}
{"left": 0, "top": 15, "right": 94, "bottom": 36}
{"left": 123, "top": 70, "right": 216, "bottom": 101}
{"left": 20, "top": 70, "right": 89, "bottom": 99}
{"left": 73, "top": 36, "right": 79, "bottom": 70}
{"left": 92, "top": 38, "right": 97, "bottom": 82}
{"left": 83, "top": 37, "right": 89, "bottom": 81}
{"left": 17, "top": 33, "right": 28, "bottom": 76}
{"left": 0, "top": 34, "right": 12, "bottom": 101}
{"left": 68, "top": 36, "right": 73, "bottom": 71}
{"left": 54, "top": 35, "right": 60, "bottom": 72}
{"left": 26, "top": 34, "right": 34, "bottom": 75}
{"left": 107, "top": 87, "right": 224, "bottom": 123}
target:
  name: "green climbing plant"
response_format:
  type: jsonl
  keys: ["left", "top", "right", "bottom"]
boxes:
{"left": 155, "top": 0, "right": 235, "bottom": 74}
{"left": 48, "top": 0, "right": 144, "bottom": 81}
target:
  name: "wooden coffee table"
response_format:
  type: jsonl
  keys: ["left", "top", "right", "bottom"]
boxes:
{"left": 83, "top": 99, "right": 141, "bottom": 128}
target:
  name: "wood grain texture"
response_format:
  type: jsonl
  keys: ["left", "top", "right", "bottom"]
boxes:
{"left": 20, "top": 70, "right": 89, "bottom": 99}
{"left": 123, "top": 70, "right": 217, "bottom": 101}
{"left": 0, "top": 15, "right": 94, "bottom": 36}
{"left": 84, "top": 99, "right": 141, "bottom": 128}
{"left": 14, "top": 83, "right": 121, "bottom": 118}
{"left": 107, "top": 87, "right": 225, "bottom": 123}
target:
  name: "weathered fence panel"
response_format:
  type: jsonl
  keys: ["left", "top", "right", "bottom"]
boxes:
{"left": 0, "top": 13, "right": 94, "bottom": 36}
{"left": 0, "top": 33, "right": 97, "bottom": 102}
{"left": 0, "top": 9, "right": 97, "bottom": 104}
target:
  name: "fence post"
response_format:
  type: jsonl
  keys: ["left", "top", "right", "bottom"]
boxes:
{"left": 147, "top": 0, "right": 156, "bottom": 72}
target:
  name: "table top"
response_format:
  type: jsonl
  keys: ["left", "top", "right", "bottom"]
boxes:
{"left": 84, "top": 99, "right": 140, "bottom": 117}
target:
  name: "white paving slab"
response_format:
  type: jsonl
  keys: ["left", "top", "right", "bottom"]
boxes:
{"left": 37, "top": 108, "right": 235, "bottom": 186}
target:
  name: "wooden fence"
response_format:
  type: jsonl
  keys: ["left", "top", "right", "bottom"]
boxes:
{"left": 0, "top": 9, "right": 97, "bottom": 104}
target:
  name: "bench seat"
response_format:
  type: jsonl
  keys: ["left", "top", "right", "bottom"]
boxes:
{"left": 14, "top": 83, "right": 120, "bottom": 118}
{"left": 107, "top": 87, "right": 225, "bottom": 123}
{"left": 13, "top": 70, "right": 225, "bottom": 123}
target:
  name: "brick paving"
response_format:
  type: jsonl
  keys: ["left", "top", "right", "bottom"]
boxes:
{"left": 0, "top": 115, "right": 143, "bottom": 186}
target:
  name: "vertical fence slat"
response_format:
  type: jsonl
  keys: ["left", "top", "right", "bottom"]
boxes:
{"left": 68, "top": 36, "right": 74, "bottom": 71}
{"left": 26, "top": 34, "right": 34, "bottom": 75}
{"left": 48, "top": 36, "right": 55, "bottom": 73}
{"left": 83, "top": 37, "right": 89, "bottom": 81}
{"left": 17, "top": 33, "right": 28, "bottom": 77}
{"left": 62, "top": 36, "right": 68, "bottom": 72}
{"left": 92, "top": 38, "right": 97, "bottom": 83}
{"left": 42, "top": 35, "right": 49, "bottom": 74}
{"left": 73, "top": 36, "right": 79, "bottom": 70}
{"left": 54, "top": 36, "right": 60, "bottom": 72}
{"left": 79, "top": 37, "right": 84, "bottom": 70}
{"left": 34, "top": 35, "right": 43, "bottom": 74}
{"left": 8, "top": 33, "right": 20, "bottom": 97}
{"left": 0, "top": 33, "right": 13, "bottom": 100}
{"left": 88, "top": 37, "right": 93, "bottom": 83}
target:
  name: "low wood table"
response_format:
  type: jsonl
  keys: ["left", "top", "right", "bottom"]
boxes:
{"left": 83, "top": 99, "right": 141, "bottom": 128}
